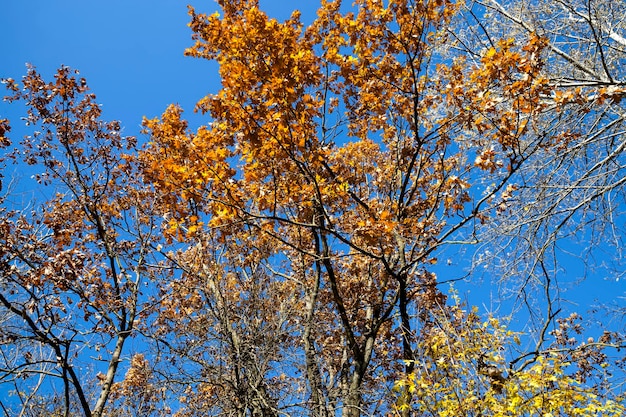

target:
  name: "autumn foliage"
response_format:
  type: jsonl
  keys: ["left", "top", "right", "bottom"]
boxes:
{"left": 2, "top": 0, "right": 626, "bottom": 416}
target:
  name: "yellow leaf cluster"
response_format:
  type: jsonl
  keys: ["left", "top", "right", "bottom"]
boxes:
{"left": 395, "top": 300, "right": 625, "bottom": 417}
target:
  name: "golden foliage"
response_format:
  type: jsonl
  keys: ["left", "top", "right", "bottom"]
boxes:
{"left": 395, "top": 300, "right": 625, "bottom": 417}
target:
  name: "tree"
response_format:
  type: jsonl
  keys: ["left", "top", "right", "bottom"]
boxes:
{"left": 395, "top": 294, "right": 625, "bottom": 416}
{"left": 137, "top": 0, "right": 625, "bottom": 416}
{"left": 2, "top": 1, "right": 626, "bottom": 416}
{"left": 0, "top": 66, "right": 165, "bottom": 417}
{"left": 450, "top": 0, "right": 626, "bottom": 323}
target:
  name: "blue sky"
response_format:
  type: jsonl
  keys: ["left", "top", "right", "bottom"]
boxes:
{"left": 3, "top": 0, "right": 208, "bottom": 132}
{"left": 2, "top": 0, "right": 624, "bottom": 330}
